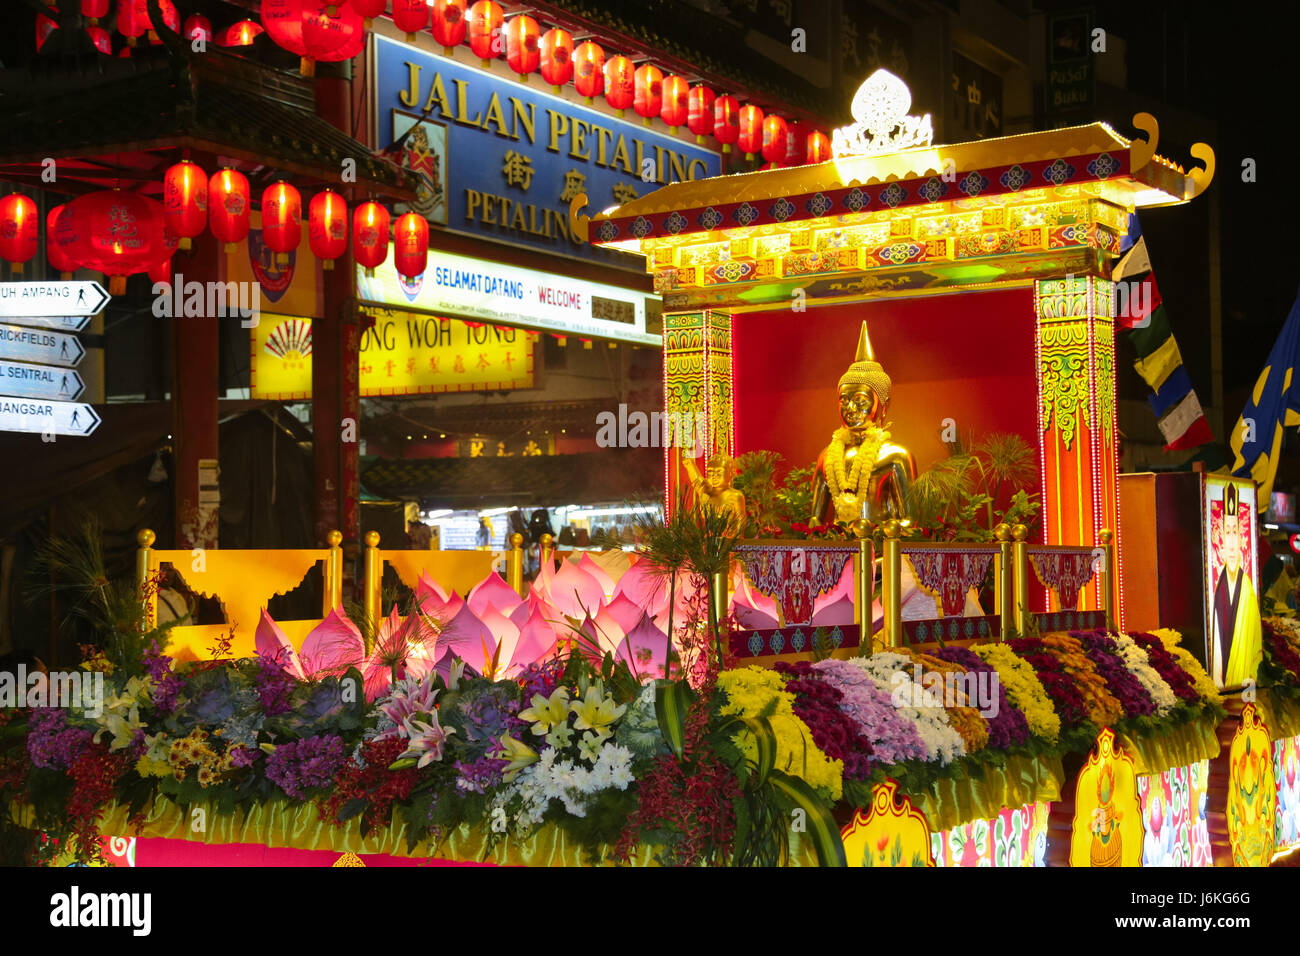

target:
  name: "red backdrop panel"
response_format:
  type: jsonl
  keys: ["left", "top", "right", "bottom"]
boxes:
{"left": 732, "top": 288, "right": 1041, "bottom": 489}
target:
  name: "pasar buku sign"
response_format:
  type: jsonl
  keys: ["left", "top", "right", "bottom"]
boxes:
{"left": 374, "top": 34, "right": 722, "bottom": 271}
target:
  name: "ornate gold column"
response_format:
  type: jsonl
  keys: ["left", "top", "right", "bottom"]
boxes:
{"left": 663, "top": 309, "right": 733, "bottom": 515}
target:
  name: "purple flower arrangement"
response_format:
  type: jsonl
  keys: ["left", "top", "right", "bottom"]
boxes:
{"left": 810, "top": 658, "right": 928, "bottom": 766}
{"left": 26, "top": 708, "right": 94, "bottom": 770}
{"left": 454, "top": 755, "right": 508, "bottom": 794}
{"left": 772, "top": 661, "right": 875, "bottom": 780}
{"left": 1073, "top": 630, "right": 1157, "bottom": 720}
{"left": 932, "top": 645, "right": 1030, "bottom": 749}
{"left": 253, "top": 654, "right": 296, "bottom": 717}
{"left": 265, "top": 735, "right": 347, "bottom": 799}
{"left": 143, "top": 641, "right": 184, "bottom": 716}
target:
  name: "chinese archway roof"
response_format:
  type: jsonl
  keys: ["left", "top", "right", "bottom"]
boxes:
{"left": 0, "top": 47, "right": 413, "bottom": 197}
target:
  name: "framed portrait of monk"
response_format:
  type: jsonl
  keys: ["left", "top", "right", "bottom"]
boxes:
{"left": 1202, "top": 476, "right": 1262, "bottom": 690}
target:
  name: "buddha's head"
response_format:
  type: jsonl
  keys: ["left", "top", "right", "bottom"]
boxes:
{"left": 838, "top": 321, "right": 891, "bottom": 431}
{"left": 703, "top": 453, "right": 735, "bottom": 494}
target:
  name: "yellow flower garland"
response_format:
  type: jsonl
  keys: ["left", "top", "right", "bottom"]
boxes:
{"left": 717, "top": 667, "right": 843, "bottom": 802}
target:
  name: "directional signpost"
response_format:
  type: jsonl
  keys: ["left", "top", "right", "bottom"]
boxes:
{"left": 0, "top": 281, "right": 106, "bottom": 436}
{"left": 0, "top": 398, "right": 100, "bottom": 436}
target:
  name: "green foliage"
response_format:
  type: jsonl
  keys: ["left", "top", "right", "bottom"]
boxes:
{"left": 906, "top": 432, "right": 1041, "bottom": 541}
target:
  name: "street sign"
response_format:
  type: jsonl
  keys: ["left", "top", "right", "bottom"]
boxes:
{"left": 3, "top": 313, "right": 93, "bottom": 333}
{"left": 0, "top": 280, "right": 110, "bottom": 318}
{"left": 0, "top": 359, "right": 84, "bottom": 401}
{"left": 0, "top": 398, "right": 100, "bottom": 436}
{"left": 0, "top": 324, "right": 84, "bottom": 367}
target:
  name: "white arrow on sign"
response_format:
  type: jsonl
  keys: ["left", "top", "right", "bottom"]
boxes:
{"left": 0, "top": 359, "right": 85, "bottom": 401}
{"left": 3, "top": 313, "right": 93, "bottom": 333}
{"left": 0, "top": 281, "right": 110, "bottom": 318}
{"left": 0, "top": 324, "right": 84, "bottom": 367}
{"left": 0, "top": 398, "right": 100, "bottom": 436}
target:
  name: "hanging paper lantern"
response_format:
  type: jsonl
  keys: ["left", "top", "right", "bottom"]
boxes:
{"left": 148, "top": 255, "right": 173, "bottom": 285}
{"left": 118, "top": 0, "right": 178, "bottom": 45}
{"left": 183, "top": 14, "right": 213, "bottom": 43}
{"left": 573, "top": 41, "right": 604, "bottom": 101}
{"left": 603, "top": 55, "right": 634, "bottom": 115}
{"left": 163, "top": 160, "right": 208, "bottom": 251}
{"left": 47, "top": 206, "right": 77, "bottom": 279}
{"left": 505, "top": 16, "right": 540, "bottom": 80}
{"left": 0, "top": 195, "right": 39, "bottom": 274}
{"left": 660, "top": 75, "right": 689, "bottom": 130}
{"left": 218, "top": 20, "right": 263, "bottom": 46}
{"left": 539, "top": 28, "right": 573, "bottom": 91}
{"left": 81, "top": 0, "right": 111, "bottom": 25}
{"left": 300, "top": 1, "right": 364, "bottom": 76}
{"left": 687, "top": 85, "right": 715, "bottom": 144}
{"left": 208, "top": 169, "right": 251, "bottom": 252}
{"left": 36, "top": 12, "right": 58, "bottom": 52}
{"left": 261, "top": 182, "right": 302, "bottom": 267}
{"left": 806, "top": 129, "right": 831, "bottom": 164}
{"left": 86, "top": 26, "right": 112, "bottom": 54}
{"left": 780, "top": 120, "right": 806, "bottom": 167}
{"left": 466, "top": 1, "right": 503, "bottom": 65}
{"left": 713, "top": 94, "right": 739, "bottom": 153}
{"left": 390, "top": 0, "right": 427, "bottom": 43}
{"left": 737, "top": 104, "right": 764, "bottom": 160}
{"left": 429, "top": 0, "right": 467, "bottom": 54}
{"left": 348, "top": 0, "right": 386, "bottom": 29}
{"left": 393, "top": 212, "right": 428, "bottom": 281}
{"left": 633, "top": 64, "right": 663, "bottom": 125}
{"left": 352, "top": 201, "right": 389, "bottom": 276}
{"left": 55, "top": 191, "right": 166, "bottom": 294}
{"left": 261, "top": 0, "right": 306, "bottom": 59}
{"left": 308, "top": 190, "right": 347, "bottom": 269}
{"left": 760, "top": 114, "right": 788, "bottom": 165}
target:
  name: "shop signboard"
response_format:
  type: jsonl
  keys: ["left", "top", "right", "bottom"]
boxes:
{"left": 358, "top": 249, "right": 659, "bottom": 346}
{"left": 373, "top": 34, "right": 722, "bottom": 271}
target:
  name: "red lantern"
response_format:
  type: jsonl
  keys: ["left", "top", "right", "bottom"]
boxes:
{"left": 660, "top": 75, "right": 689, "bottom": 130}
{"left": 393, "top": 213, "right": 428, "bottom": 281}
{"left": 761, "top": 114, "right": 788, "bottom": 165}
{"left": 218, "top": 20, "right": 263, "bottom": 46}
{"left": 466, "top": 1, "right": 503, "bottom": 65}
{"left": 573, "top": 41, "right": 604, "bottom": 101}
{"left": 687, "top": 85, "right": 715, "bottom": 144}
{"left": 505, "top": 16, "right": 540, "bottom": 80}
{"left": 86, "top": 26, "right": 112, "bottom": 54}
{"left": 539, "top": 28, "right": 574, "bottom": 91}
{"left": 261, "top": 0, "right": 306, "bottom": 58}
{"left": 47, "top": 206, "right": 78, "bottom": 279}
{"left": 81, "top": 0, "right": 110, "bottom": 25}
{"left": 308, "top": 190, "right": 347, "bottom": 269}
{"left": 163, "top": 160, "right": 208, "bottom": 251}
{"left": 634, "top": 64, "right": 663, "bottom": 125}
{"left": 713, "top": 94, "right": 739, "bottom": 153}
{"left": 36, "top": 13, "right": 58, "bottom": 52}
{"left": 261, "top": 182, "right": 302, "bottom": 266}
{"left": 184, "top": 14, "right": 213, "bottom": 43}
{"left": 429, "top": 0, "right": 467, "bottom": 53}
{"left": 391, "top": 0, "right": 427, "bottom": 43}
{"left": 348, "top": 0, "right": 386, "bottom": 29}
{"left": 54, "top": 190, "right": 166, "bottom": 294}
{"left": 0, "top": 195, "right": 39, "bottom": 274}
{"left": 300, "top": 2, "right": 364, "bottom": 76}
{"left": 209, "top": 169, "right": 251, "bottom": 252}
{"left": 806, "top": 129, "right": 831, "bottom": 164}
{"left": 737, "top": 104, "right": 764, "bottom": 160}
{"left": 118, "top": 0, "right": 178, "bottom": 45}
{"left": 352, "top": 201, "right": 389, "bottom": 275}
{"left": 603, "top": 55, "right": 634, "bottom": 115}
{"left": 148, "top": 255, "right": 173, "bottom": 286}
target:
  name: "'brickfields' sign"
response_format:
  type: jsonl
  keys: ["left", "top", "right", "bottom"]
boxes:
{"left": 374, "top": 34, "right": 722, "bottom": 271}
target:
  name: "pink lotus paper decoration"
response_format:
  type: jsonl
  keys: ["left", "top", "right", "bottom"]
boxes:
{"left": 617, "top": 612, "right": 669, "bottom": 679}
{"left": 255, "top": 607, "right": 365, "bottom": 681}
{"left": 437, "top": 599, "right": 558, "bottom": 679}
{"left": 613, "top": 559, "right": 669, "bottom": 616}
{"left": 544, "top": 559, "right": 605, "bottom": 619}
{"left": 364, "top": 607, "right": 439, "bottom": 701}
{"left": 575, "top": 552, "right": 616, "bottom": 596}
{"left": 467, "top": 571, "right": 523, "bottom": 617}
{"left": 600, "top": 592, "right": 646, "bottom": 635}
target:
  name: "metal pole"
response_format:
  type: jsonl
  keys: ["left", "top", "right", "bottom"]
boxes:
{"left": 363, "top": 531, "right": 381, "bottom": 644}
{"left": 1012, "top": 523, "right": 1029, "bottom": 634}
{"left": 137, "top": 529, "right": 157, "bottom": 630}
{"left": 994, "top": 522, "right": 1013, "bottom": 640}
{"left": 882, "top": 519, "right": 902, "bottom": 649}
{"left": 1100, "top": 527, "right": 1115, "bottom": 626}
{"left": 508, "top": 532, "right": 525, "bottom": 597}
{"left": 323, "top": 529, "right": 343, "bottom": 615}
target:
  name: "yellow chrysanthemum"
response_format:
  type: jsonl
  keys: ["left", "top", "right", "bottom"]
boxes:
{"left": 973, "top": 643, "right": 1062, "bottom": 744}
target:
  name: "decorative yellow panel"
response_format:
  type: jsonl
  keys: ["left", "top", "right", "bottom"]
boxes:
{"left": 676, "top": 241, "right": 728, "bottom": 268}
{"left": 676, "top": 266, "right": 698, "bottom": 286}
{"left": 889, "top": 217, "right": 913, "bottom": 236}
{"left": 914, "top": 211, "right": 982, "bottom": 238}
{"left": 841, "top": 778, "right": 934, "bottom": 867}
{"left": 981, "top": 206, "right": 1007, "bottom": 229}
{"left": 923, "top": 238, "right": 950, "bottom": 259}
{"left": 1070, "top": 728, "right": 1143, "bottom": 867}
{"left": 728, "top": 238, "right": 753, "bottom": 259}
{"left": 1227, "top": 704, "right": 1277, "bottom": 867}
{"left": 755, "top": 234, "right": 792, "bottom": 258}
{"left": 653, "top": 270, "right": 678, "bottom": 294}
{"left": 788, "top": 228, "right": 813, "bottom": 250}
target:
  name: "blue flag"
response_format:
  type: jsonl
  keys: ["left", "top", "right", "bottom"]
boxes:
{"left": 1229, "top": 290, "right": 1300, "bottom": 510}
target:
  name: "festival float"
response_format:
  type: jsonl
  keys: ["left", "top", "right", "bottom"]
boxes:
{"left": 4, "top": 62, "right": 1300, "bottom": 869}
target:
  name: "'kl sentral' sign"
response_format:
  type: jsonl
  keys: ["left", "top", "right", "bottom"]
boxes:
{"left": 373, "top": 34, "right": 722, "bottom": 270}
{"left": 357, "top": 249, "right": 659, "bottom": 346}
{"left": 250, "top": 310, "right": 534, "bottom": 400}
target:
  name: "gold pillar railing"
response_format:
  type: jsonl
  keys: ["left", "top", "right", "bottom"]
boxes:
{"left": 507, "top": 532, "right": 525, "bottom": 597}
{"left": 539, "top": 532, "right": 554, "bottom": 567}
{"left": 853, "top": 520, "right": 872, "bottom": 632}
{"left": 1012, "top": 523, "right": 1030, "bottom": 634}
{"left": 137, "top": 529, "right": 157, "bottom": 629}
{"left": 322, "top": 530, "right": 344, "bottom": 615}
{"left": 880, "top": 520, "right": 902, "bottom": 649}
{"left": 363, "top": 531, "right": 382, "bottom": 644}
{"left": 994, "top": 522, "right": 1014, "bottom": 638}
{"left": 1098, "top": 528, "right": 1115, "bottom": 625}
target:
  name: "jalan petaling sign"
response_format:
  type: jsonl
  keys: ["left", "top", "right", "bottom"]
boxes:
{"left": 373, "top": 34, "right": 722, "bottom": 269}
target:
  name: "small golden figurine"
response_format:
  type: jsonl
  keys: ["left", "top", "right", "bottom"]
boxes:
{"left": 811, "top": 321, "right": 916, "bottom": 526}
{"left": 683, "top": 452, "right": 747, "bottom": 535}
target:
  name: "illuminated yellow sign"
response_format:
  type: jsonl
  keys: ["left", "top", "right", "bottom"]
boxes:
{"left": 251, "top": 311, "right": 534, "bottom": 400}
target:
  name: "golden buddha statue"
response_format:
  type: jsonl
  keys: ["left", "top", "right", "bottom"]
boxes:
{"left": 810, "top": 321, "right": 916, "bottom": 526}
{"left": 683, "top": 451, "right": 747, "bottom": 536}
